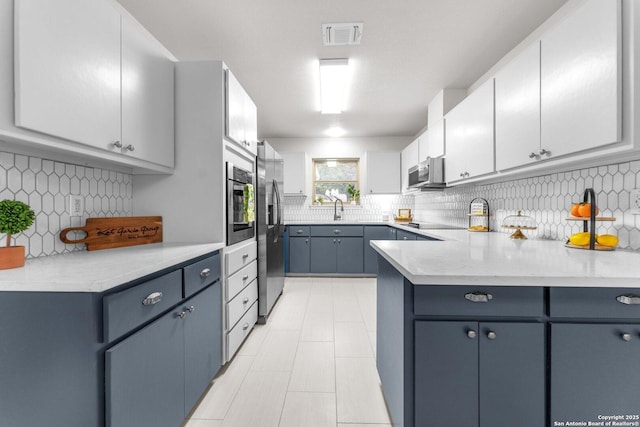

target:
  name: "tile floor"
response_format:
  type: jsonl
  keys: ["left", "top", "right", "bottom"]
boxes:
{"left": 185, "top": 277, "right": 392, "bottom": 427}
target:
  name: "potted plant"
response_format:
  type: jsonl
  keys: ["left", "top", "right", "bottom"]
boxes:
{"left": 313, "top": 196, "right": 324, "bottom": 205}
{"left": 347, "top": 184, "right": 360, "bottom": 204}
{"left": 0, "top": 199, "right": 35, "bottom": 269}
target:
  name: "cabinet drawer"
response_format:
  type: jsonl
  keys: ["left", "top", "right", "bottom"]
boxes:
{"left": 103, "top": 270, "right": 182, "bottom": 343}
{"left": 183, "top": 252, "right": 220, "bottom": 298}
{"left": 227, "top": 301, "right": 258, "bottom": 360}
{"left": 414, "top": 286, "right": 544, "bottom": 317}
{"left": 226, "top": 260, "right": 258, "bottom": 301}
{"left": 227, "top": 279, "right": 258, "bottom": 329}
{"left": 225, "top": 240, "right": 257, "bottom": 276}
{"left": 289, "top": 226, "right": 310, "bottom": 237}
{"left": 310, "top": 225, "right": 364, "bottom": 237}
{"left": 550, "top": 287, "right": 640, "bottom": 319}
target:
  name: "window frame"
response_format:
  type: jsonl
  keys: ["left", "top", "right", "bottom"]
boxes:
{"left": 311, "top": 158, "right": 360, "bottom": 205}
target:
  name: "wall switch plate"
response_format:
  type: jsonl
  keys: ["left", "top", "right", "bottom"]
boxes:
{"left": 68, "top": 195, "right": 84, "bottom": 217}
{"left": 631, "top": 189, "right": 640, "bottom": 215}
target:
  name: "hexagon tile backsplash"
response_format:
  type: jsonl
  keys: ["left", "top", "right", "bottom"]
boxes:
{"left": 0, "top": 150, "right": 132, "bottom": 258}
{"left": 414, "top": 161, "right": 640, "bottom": 251}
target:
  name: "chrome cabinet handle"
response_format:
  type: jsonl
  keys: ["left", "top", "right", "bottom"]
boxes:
{"left": 200, "top": 268, "right": 211, "bottom": 278}
{"left": 621, "top": 333, "right": 632, "bottom": 342}
{"left": 243, "top": 297, "right": 249, "bottom": 304}
{"left": 539, "top": 148, "right": 550, "bottom": 156}
{"left": 142, "top": 292, "right": 163, "bottom": 306}
{"left": 187, "top": 305, "right": 195, "bottom": 313}
{"left": 242, "top": 253, "right": 249, "bottom": 258}
{"left": 333, "top": 230, "right": 341, "bottom": 234}
{"left": 296, "top": 229, "right": 303, "bottom": 234}
{"left": 464, "top": 291, "right": 493, "bottom": 303}
{"left": 242, "top": 323, "right": 250, "bottom": 330}
{"left": 242, "top": 275, "right": 249, "bottom": 280}
{"left": 487, "top": 331, "right": 497, "bottom": 340}
{"left": 617, "top": 295, "right": 640, "bottom": 305}
{"left": 125, "top": 144, "right": 135, "bottom": 152}
{"left": 460, "top": 173, "right": 465, "bottom": 178}
{"left": 337, "top": 239, "right": 341, "bottom": 244}
{"left": 529, "top": 152, "right": 539, "bottom": 159}
{"left": 305, "top": 239, "right": 308, "bottom": 243}
{"left": 177, "top": 311, "right": 187, "bottom": 319}
{"left": 467, "top": 330, "right": 477, "bottom": 339}
{"left": 403, "top": 237, "right": 408, "bottom": 240}
{"left": 333, "top": 239, "right": 336, "bottom": 243}
{"left": 112, "top": 140, "right": 122, "bottom": 149}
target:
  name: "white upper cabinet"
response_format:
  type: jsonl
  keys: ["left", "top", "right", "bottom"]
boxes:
{"left": 225, "top": 69, "right": 258, "bottom": 155}
{"left": 495, "top": 42, "right": 541, "bottom": 171}
{"left": 14, "top": 0, "right": 176, "bottom": 171}
{"left": 15, "top": 0, "right": 121, "bottom": 150}
{"left": 365, "top": 151, "right": 401, "bottom": 194}
{"left": 121, "top": 14, "right": 175, "bottom": 168}
{"left": 445, "top": 79, "right": 495, "bottom": 184}
{"left": 540, "top": 0, "right": 621, "bottom": 158}
{"left": 423, "top": 119, "right": 445, "bottom": 160}
{"left": 281, "top": 151, "right": 307, "bottom": 195}
{"left": 401, "top": 138, "right": 419, "bottom": 193}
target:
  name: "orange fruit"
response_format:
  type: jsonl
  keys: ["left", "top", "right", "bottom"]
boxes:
{"left": 577, "top": 203, "right": 598, "bottom": 217}
{"left": 570, "top": 203, "right": 581, "bottom": 217}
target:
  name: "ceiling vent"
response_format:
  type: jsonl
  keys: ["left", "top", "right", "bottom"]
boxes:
{"left": 322, "top": 22, "right": 364, "bottom": 46}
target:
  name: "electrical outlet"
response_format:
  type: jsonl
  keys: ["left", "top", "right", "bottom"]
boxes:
{"left": 68, "top": 195, "right": 84, "bottom": 217}
{"left": 631, "top": 189, "right": 640, "bottom": 215}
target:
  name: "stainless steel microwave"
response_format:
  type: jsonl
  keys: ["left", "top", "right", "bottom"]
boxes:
{"left": 408, "top": 157, "right": 445, "bottom": 189}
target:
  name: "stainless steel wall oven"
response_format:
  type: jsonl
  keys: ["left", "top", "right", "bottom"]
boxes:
{"left": 226, "top": 162, "right": 255, "bottom": 245}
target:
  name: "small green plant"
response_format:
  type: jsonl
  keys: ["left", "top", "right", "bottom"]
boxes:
{"left": 0, "top": 199, "right": 35, "bottom": 247}
{"left": 314, "top": 196, "right": 324, "bottom": 204}
{"left": 347, "top": 184, "right": 360, "bottom": 202}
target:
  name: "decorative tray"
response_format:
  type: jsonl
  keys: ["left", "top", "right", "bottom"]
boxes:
{"left": 564, "top": 243, "right": 615, "bottom": 251}
{"left": 565, "top": 216, "right": 616, "bottom": 221}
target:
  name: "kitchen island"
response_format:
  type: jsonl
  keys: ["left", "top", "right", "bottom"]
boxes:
{"left": 371, "top": 231, "right": 640, "bottom": 427}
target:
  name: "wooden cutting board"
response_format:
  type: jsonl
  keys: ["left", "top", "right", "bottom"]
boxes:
{"left": 60, "top": 216, "right": 162, "bottom": 250}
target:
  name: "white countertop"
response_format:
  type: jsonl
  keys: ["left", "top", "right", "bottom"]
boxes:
{"left": 371, "top": 230, "right": 640, "bottom": 288}
{"left": 0, "top": 242, "right": 225, "bottom": 293}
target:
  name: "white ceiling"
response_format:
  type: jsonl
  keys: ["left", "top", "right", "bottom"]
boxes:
{"left": 116, "top": 0, "right": 568, "bottom": 140}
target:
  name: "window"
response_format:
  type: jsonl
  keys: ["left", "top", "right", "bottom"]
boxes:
{"left": 312, "top": 158, "right": 360, "bottom": 204}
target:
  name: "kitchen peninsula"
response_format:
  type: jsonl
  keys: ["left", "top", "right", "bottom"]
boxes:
{"left": 371, "top": 231, "right": 640, "bottom": 427}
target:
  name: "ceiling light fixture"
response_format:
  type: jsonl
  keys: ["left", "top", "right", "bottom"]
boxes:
{"left": 326, "top": 126, "right": 346, "bottom": 137}
{"left": 319, "top": 59, "right": 349, "bottom": 114}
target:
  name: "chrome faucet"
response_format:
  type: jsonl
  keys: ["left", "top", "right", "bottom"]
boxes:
{"left": 334, "top": 198, "right": 344, "bottom": 220}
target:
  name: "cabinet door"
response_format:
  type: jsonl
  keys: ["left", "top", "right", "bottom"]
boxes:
{"left": 541, "top": 0, "right": 621, "bottom": 158}
{"left": 310, "top": 237, "right": 337, "bottom": 273}
{"left": 366, "top": 152, "right": 401, "bottom": 194}
{"left": 425, "top": 119, "right": 445, "bottom": 159}
{"left": 289, "top": 236, "right": 310, "bottom": 273}
{"left": 282, "top": 152, "right": 307, "bottom": 195}
{"left": 479, "top": 322, "right": 545, "bottom": 427}
{"left": 364, "top": 226, "right": 394, "bottom": 274}
{"left": 415, "top": 321, "right": 479, "bottom": 427}
{"left": 106, "top": 308, "right": 184, "bottom": 427}
{"left": 551, "top": 323, "right": 640, "bottom": 424}
{"left": 495, "top": 42, "right": 541, "bottom": 171}
{"left": 336, "top": 237, "right": 364, "bottom": 274}
{"left": 184, "top": 284, "right": 222, "bottom": 415}
{"left": 121, "top": 14, "right": 175, "bottom": 168}
{"left": 444, "top": 105, "right": 467, "bottom": 183}
{"left": 243, "top": 95, "right": 258, "bottom": 155}
{"left": 401, "top": 139, "right": 419, "bottom": 192}
{"left": 14, "top": 0, "right": 121, "bottom": 149}
{"left": 225, "top": 69, "right": 246, "bottom": 145}
{"left": 396, "top": 230, "right": 416, "bottom": 241}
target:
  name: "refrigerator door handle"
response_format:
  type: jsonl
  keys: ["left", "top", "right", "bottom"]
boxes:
{"left": 272, "top": 179, "right": 281, "bottom": 243}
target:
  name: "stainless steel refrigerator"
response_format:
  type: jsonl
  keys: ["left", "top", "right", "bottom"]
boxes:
{"left": 256, "top": 141, "right": 284, "bottom": 322}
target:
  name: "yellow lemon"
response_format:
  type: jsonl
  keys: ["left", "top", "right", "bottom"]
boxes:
{"left": 596, "top": 234, "right": 619, "bottom": 247}
{"left": 569, "top": 232, "right": 592, "bottom": 246}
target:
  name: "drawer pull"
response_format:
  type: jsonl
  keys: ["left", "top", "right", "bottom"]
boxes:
{"left": 467, "top": 330, "right": 477, "bottom": 339}
{"left": 142, "top": 292, "right": 163, "bottom": 306}
{"left": 187, "top": 305, "right": 195, "bottom": 313}
{"left": 464, "top": 292, "right": 493, "bottom": 303}
{"left": 296, "top": 229, "right": 303, "bottom": 234}
{"left": 487, "top": 331, "right": 497, "bottom": 340}
{"left": 242, "top": 323, "right": 250, "bottom": 330}
{"left": 242, "top": 275, "right": 249, "bottom": 280}
{"left": 616, "top": 295, "right": 640, "bottom": 305}
{"left": 243, "top": 297, "right": 249, "bottom": 304}
{"left": 621, "top": 333, "right": 632, "bottom": 342}
{"left": 333, "top": 230, "right": 341, "bottom": 234}
{"left": 242, "top": 253, "right": 249, "bottom": 258}
{"left": 200, "top": 268, "right": 211, "bottom": 278}
{"left": 177, "top": 311, "right": 187, "bottom": 319}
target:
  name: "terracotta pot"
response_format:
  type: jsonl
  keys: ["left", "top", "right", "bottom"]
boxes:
{"left": 0, "top": 246, "right": 26, "bottom": 269}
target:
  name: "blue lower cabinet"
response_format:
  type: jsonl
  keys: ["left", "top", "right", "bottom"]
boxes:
{"left": 336, "top": 237, "right": 364, "bottom": 273}
{"left": 184, "top": 283, "right": 222, "bottom": 414}
{"left": 289, "top": 236, "right": 310, "bottom": 273}
{"left": 310, "top": 237, "right": 338, "bottom": 273}
{"left": 364, "top": 226, "right": 395, "bottom": 274}
{"left": 106, "top": 306, "right": 185, "bottom": 427}
{"left": 551, "top": 323, "right": 640, "bottom": 425}
{"left": 415, "top": 321, "right": 544, "bottom": 427}
{"left": 396, "top": 229, "right": 417, "bottom": 240}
